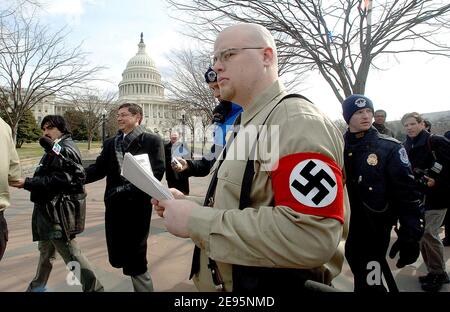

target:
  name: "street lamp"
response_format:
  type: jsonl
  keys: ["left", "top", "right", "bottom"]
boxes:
{"left": 101, "top": 108, "right": 107, "bottom": 143}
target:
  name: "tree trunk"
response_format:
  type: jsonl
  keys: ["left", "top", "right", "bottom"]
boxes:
{"left": 190, "top": 127, "right": 195, "bottom": 158}
{"left": 87, "top": 131, "right": 92, "bottom": 150}
{"left": 11, "top": 122, "right": 19, "bottom": 147}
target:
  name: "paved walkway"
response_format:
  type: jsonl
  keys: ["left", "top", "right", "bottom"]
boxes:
{"left": 1, "top": 174, "right": 449, "bottom": 292}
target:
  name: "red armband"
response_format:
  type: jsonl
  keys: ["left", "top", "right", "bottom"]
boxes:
{"left": 272, "top": 152, "right": 344, "bottom": 223}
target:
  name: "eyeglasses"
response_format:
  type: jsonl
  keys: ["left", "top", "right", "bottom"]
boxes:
{"left": 210, "top": 47, "right": 265, "bottom": 66}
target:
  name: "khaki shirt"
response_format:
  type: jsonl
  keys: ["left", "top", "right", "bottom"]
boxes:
{"left": 187, "top": 80, "right": 349, "bottom": 291}
{"left": 0, "top": 117, "right": 21, "bottom": 211}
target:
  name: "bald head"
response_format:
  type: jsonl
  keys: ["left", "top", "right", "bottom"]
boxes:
{"left": 218, "top": 23, "right": 278, "bottom": 69}
{"left": 213, "top": 23, "right": 279, "bottom": 108}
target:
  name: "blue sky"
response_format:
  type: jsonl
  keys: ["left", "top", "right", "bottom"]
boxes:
{"left": 35, "top": 0, "right": 450, "bottom": 121}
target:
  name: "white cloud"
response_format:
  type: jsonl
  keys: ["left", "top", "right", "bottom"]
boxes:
{"left": 41, "top": 0, "right": 103, "bottom": 25}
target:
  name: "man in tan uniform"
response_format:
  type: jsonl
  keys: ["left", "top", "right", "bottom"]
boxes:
{"left": 0, "top": 117, "right": 21, "bottom": 261}
{"left": 153, "top": 23, "right": 349, "bottom": 292}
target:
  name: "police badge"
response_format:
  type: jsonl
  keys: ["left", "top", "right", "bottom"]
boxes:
{"left": 367, "top": 153, "right": 378, "bottom": 166}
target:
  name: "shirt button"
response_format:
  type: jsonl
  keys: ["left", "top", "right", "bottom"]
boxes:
{"left": 368, "top": 187, "right": 373, "bottom": 191}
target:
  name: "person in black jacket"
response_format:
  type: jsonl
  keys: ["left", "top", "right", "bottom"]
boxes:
{"left": 85, "top": 103, "right": 165, "bottom": 292}
{"left": 342, "top": 95, "right": 424, "bottom": 292}
{"left": 373, "top": 109, "right": 395, "bottom": 137}
{"left": 10, "top": 115, "right": 103, "bottom": 292}
{"left": 402, "top": 112, "right": 450, "bottom": 292}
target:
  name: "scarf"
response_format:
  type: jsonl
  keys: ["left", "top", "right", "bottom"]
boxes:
{"left": 114, "top": 125, "right": 146, "bottom": 174}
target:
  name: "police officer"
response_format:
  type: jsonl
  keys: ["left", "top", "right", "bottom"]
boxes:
{"left": 342, "top": 95, "right": 424, "bottom": 292}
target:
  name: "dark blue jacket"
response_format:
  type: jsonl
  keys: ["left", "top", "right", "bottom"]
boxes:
{"left": 344, "top": 127, "right": 423, "bottom": 253}
{"left": 186, "top": 103, "right": 242, "bottom": 177}
{"left": 213, "top": 103, "right": 242, "bottom": 147}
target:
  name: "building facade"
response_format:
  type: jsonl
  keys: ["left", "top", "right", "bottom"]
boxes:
{"left": 118, "top": 33, "right": 178, "bottom": 136}
{"left": 29, "top": 33, "right": 178, "bottom": 138}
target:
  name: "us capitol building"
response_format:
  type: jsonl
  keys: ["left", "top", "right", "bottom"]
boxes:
{"left": 117, "top": 33, "right": 177, "bottom": 135}
{"left": 32, "top": 33, "right": 177, "bottom": 137}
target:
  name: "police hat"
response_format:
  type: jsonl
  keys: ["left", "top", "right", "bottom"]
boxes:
{"left": 204, "top": 67, "right": 217, "bottom": 84}
{"left": 342, "top": 94, "right": 374, "bottom": 124}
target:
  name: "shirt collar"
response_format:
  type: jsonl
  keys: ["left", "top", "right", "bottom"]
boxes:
{"left": 241, "top": 80, "right": 286, "bottom": 126}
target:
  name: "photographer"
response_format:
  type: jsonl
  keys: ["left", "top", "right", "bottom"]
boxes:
{"left": 402, "top": 112, "right": 450, "bottom": 292}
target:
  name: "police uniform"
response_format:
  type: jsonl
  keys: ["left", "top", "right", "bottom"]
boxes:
{"left": 344, "top": 127, "right": 424, "bottom": 291}
{"left": 187, "top": 80, "right": 349, "bottom": 291}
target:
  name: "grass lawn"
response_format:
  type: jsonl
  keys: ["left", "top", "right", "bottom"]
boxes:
{"left": 17, "top": 141, "right": 103, "bottom": 160}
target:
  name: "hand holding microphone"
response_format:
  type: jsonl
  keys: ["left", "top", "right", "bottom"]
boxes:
{"left": 39, "top": 136, "right": 86, "bottom": 182}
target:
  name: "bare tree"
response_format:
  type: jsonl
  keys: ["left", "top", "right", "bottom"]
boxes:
{"left": 0, "top": 9, "right": 104, "bottom": 142}
{"left": 167, "top": 0, "right": 450, "bottom": 102}
{"left": 165, "top": 47, "right": 217, "bottom": 122}
{"left": 333, "top": 118, "right": 348, "bottom": 135}
{"left": 0, "top": 0, "right": 40, "bottom": 18}
{"left": 68, "top": 90, "right": 117, "bottom": 150}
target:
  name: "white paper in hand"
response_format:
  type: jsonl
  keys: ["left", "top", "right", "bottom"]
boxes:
{"left": 121, "top": 152, "right": 174, "bottom": 200}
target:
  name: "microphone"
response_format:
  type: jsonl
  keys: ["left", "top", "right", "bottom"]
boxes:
{"left": 39, "top": 136, "right": 56, "bottom": 153}
{"left": 39, "top": 136, "right": 76, "bottom": 167}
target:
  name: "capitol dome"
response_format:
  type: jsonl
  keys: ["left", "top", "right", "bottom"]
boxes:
{"left": 118, "top": 33, "right": 164, "bottom": 98}
{"left": 118, "top": 33, "right": 177, "bottom": 136}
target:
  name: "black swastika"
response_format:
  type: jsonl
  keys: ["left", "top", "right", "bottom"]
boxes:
{"left": 291, "top": 160, "right": 336, "bottom": 205}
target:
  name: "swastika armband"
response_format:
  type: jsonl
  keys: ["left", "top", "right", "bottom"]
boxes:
{"left": 271, "top": 152, "right": 344, "bottom": 223}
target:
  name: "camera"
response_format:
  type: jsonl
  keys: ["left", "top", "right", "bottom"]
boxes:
{"left": 171, "top": 157, "right": 182, "bottom": 170}
{"left": 413, "top": 162, "right": 442, "bottom": 187}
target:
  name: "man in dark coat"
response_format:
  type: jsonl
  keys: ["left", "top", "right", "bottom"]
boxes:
{"left": 402, "top": 112, "right": 450, "bottom": 292}
{"left": 164, "top": 132, "right": 189, "bottom": 194}
{"left": 10, "top": 115, "right": 103, "bottom": 292}
{"left": 373, "top": 109, "right": 395, "bottom": 137}
{"left": 85, "top": 103, "right": 165, "bottom": 292}
{"left": 342, "top": 95, "right": 424, "bottom": 292}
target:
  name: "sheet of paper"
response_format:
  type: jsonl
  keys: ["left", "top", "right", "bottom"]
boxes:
{"left": 133, "top": 153, "right": 152, "bottom": 174}
{"left": 121, "top": 152, "right": 174, "bottom": 200}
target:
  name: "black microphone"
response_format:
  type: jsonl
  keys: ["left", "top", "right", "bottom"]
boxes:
{"left": 39, "top": 136, "right": 55, "bottom": 153}
{"left": 39, "top": 135, "right": 71, "bottom": 162}
{"left": 39, "top": 136, "right": 75, "bottom": 165}
{"left": 38, "top": 136, "right": 86, "bottom": 181}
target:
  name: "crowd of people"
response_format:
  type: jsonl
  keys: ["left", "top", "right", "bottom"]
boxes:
{"left": 0, "top": 23, "right": 449, "bottom": 293}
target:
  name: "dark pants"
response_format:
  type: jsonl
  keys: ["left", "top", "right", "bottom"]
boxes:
{"left": 345, "top": 227, "right": 392, "bottom": 292}
{"left": 0, "top": 211, "right": 7, "bottom": 261}
{"left": 26, "top": 239, "right": 104, "bottom": 292}
{"left": 104, "top": 195, "right": 152, "bottom": 276}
